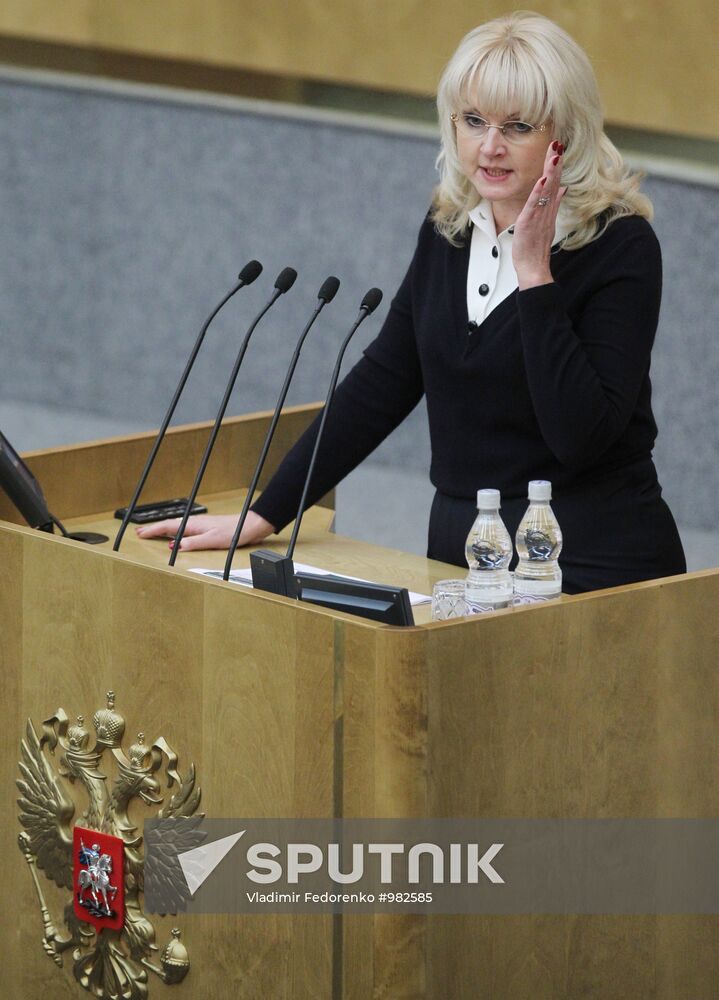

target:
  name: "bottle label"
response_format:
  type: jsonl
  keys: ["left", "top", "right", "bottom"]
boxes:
{"left": 512, "top": 592, "right": 558, "bottom": 606}
{"left": 465, "top": 598, "right": 510, "bottom": 615}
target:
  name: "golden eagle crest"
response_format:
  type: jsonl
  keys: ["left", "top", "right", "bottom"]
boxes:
{"left": 17, "top": 691, "right": 205, "bottom": 999}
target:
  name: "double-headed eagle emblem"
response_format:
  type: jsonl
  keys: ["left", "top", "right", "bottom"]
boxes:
{"left": 17, "top": 691, "right": 205, "bottom": 999}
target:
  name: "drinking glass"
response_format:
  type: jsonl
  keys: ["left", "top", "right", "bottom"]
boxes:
{"left": 431, "top": 578, "right": 468, "bottom": 621}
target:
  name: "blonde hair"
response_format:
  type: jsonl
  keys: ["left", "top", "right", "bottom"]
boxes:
{"left": 433, "top": 11, "right": 652, "bottom": 249}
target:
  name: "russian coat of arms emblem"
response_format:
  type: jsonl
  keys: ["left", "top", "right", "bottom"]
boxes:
{"left": 16, "top": 691, "right": 205, "bottom": 999}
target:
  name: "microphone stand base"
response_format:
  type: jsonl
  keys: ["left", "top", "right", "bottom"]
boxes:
{"left": 64, "top": 531, "right": 109, "bottom": 545}
{"left": 249, "top": 550, "right": 297, "bottom": 598}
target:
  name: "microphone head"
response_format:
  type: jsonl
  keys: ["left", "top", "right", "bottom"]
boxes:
{"left": 360, "top": 287, "right": 383, "bottom": 315}
{"left": 318, "top": 276, "right": 340, "bottom": 303}
{"left": 238, "top": 259, "right": 262, "bottom": 284}
{"left": 274, "top": 267, "right": 298, "bottom": 294}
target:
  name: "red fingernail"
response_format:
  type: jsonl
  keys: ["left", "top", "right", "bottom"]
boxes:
{"left": 552, "top": 155, "right": 560, "bottom": 166}
{"left": 551, "top": 140, "right": 559, "bottom": 151}
{"left": 557, "top": 143, "right": 565, "bottom": 155}
{"left": 540, "top": 176, "right": 547, "bottom": 185}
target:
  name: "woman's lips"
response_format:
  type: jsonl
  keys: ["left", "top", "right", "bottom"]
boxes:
{"left": 479, "top": 166, "right": 512, "bottom": 181}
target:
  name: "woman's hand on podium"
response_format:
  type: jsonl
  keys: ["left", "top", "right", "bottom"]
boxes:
{"left": 135, "top": 511, "right": 275, "bottom": 552}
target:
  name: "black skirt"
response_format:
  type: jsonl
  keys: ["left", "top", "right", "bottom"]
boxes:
{"left": 427, "top": 462, "right": 686, "bottom": 595}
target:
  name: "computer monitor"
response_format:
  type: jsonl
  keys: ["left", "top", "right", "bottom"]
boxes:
{"left": 294, "top": 571, "right": 414, "bottom": 626}
{"left": 0, "top": 430, "right": 107, "bottom": 543}
{"left": 0, "top": 430, "right": 53, "bottom": 530}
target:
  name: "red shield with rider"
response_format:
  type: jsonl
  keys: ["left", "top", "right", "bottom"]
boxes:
{"left": 73, "top": 826, "right": 125, "bottom": 931}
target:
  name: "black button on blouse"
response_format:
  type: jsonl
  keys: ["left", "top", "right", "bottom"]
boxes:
{"left": 478, "top": 283, "right": 490, "bottom": 296}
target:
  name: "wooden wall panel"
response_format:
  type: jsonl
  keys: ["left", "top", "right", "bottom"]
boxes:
{"left": 0, "top": 530, "right": 26, "bottom": 997}
{"left": 0, "top": 0, "right": 717, "bottom": 138}
{"left": 417, "top": 574, "right": 719, "bottom": 997}
{"left": 4, "top": 520, "right": 338, "bottom": 999}
{"left": 0, "top": 0, "right": 92, "bottom": 42}
{"left": 0, "top": 405, "right": 325, "bottom": 524}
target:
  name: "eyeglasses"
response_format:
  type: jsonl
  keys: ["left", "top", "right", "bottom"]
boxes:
{"left": 450, "top": 112, "right": 547, "bottom": 143}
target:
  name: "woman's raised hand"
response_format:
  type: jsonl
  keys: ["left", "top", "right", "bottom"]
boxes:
{"left": 512, "top": 140, "right": 567, "bottom": 289}
{"left": 136, "top": 511, "right": 275, "bottom": 553}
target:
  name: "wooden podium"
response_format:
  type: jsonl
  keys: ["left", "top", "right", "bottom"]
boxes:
{"left": 2, "top": 405, "right": 719, "bottom": 1000}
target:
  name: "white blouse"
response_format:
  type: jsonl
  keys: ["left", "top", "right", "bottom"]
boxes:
{"left": 466, "top": 199, "right": 571, "bottom": 328}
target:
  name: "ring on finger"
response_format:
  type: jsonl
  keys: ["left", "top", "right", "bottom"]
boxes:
{"left": 537, "top": 196, "right": 550, "bottom": 207}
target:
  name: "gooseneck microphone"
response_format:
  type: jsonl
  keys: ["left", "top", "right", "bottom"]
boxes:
{"left": 250, "top": 286, "right": 383, "bottom": 597}
{"left": 168, "top": 266, "right": 298, "bottom": 566}
{"left": 222, "top": 275, "right": 340, "bottom": 581}
{"left": 113, "top": 260, "right": 263, "bottom": 551}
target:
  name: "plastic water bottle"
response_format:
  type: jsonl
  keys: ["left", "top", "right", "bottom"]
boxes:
{"left": 513, "top": 480, "right": 563, "bottom": 605}
{"left": 464, "top": 489, "right": 513, "bottom": 613}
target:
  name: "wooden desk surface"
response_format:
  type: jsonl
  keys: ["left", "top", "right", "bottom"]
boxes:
{"left": 60, "top": 488, "right": 462, "bottom": 626}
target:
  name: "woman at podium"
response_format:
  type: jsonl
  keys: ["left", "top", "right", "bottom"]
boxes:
{"left": 138, "top": 11, "right": 685, "bottom": 594}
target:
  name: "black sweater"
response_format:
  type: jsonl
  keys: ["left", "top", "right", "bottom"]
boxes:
{"left": 252, "top": 214, "right": 664, "bottom": 534}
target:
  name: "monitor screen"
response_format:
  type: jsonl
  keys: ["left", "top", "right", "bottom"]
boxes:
{"left": 294, "top": 571, "right": 414, "bottom": 626}
{"left": 0, "top": 430, "right": 53, "bottom": 530}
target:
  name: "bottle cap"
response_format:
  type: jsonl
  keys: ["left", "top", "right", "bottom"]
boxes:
{"left": 476, "top": 488, "right": 501, "bottom": 510}
{"left": 528, "top": 480, "right": 552, "bottom": 501}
